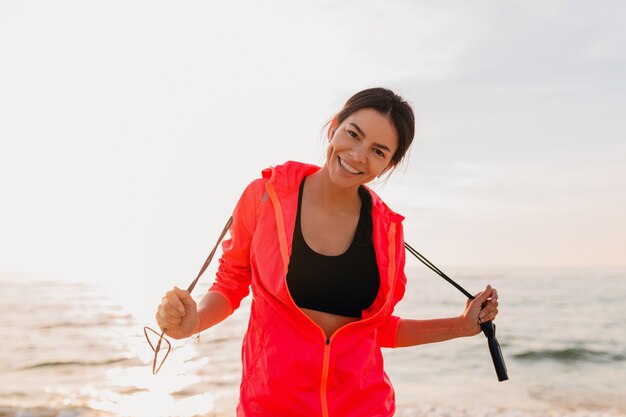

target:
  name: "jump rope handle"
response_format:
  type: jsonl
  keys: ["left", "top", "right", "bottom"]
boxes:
{"left": 480, "top": 320, "right": 508, "bottom": 381}
{"left": 404, "top": 243, "right": 509, "bottom": 382}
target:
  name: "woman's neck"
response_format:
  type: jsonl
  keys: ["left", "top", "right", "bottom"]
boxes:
{"left": 305, "top": 167, "right": 362, "bottom": 212}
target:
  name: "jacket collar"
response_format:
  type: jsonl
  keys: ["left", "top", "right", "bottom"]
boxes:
{"left": 262, "top": 161, "right": 404, "bottom": 224}
{"left": 262, "top": 160, "right": 319, "bottom": 192}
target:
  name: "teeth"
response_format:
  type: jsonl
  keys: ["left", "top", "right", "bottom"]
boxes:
{"left": 339, "top": 157, "right": 362, "bottom": 174}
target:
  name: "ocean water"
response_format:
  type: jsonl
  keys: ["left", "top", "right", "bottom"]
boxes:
{"left": 1, "top": 267, "right": 625, "bottom": 417}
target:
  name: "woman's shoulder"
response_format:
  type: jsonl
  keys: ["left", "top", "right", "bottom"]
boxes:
{"left": 259, "top": 160, "right": 320, "bottom": 190}
{"left": 238, "top": 160, "right": 318, "bottom": 202}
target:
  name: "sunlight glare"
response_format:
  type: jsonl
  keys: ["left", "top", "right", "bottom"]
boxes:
{"left": 88, "top": 390, "right": 216, "bottom": 417}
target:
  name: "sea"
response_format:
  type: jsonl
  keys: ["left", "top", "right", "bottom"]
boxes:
{"left": 1, "top": 266, "right": 625, "bottom": 417}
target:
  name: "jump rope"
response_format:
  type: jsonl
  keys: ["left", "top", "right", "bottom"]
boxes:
{"left": 149, "top": 215, "right": 508, "bottom": 381}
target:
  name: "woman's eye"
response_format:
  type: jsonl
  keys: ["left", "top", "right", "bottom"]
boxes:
{"left": 347, "top": 130, "right": 358, "bottom": 139}
{"left": 373, "top": 149, "right": 385, "bottom": 158}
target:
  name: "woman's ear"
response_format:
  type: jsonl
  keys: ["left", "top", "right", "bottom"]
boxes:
{"left": 328, "top": 117, "right": 339, "bottom": 141}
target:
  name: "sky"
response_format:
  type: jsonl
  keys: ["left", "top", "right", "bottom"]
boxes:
{"left": 1, "top": 0, "right": 625, "bottom": 293}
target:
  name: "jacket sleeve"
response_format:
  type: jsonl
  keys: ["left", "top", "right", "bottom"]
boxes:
{"left": 377, "top": 315, "right": 403, "bottom": 348}
{"left": 209, "top": 178, "right": 265, "bottom": 312}
{"left": 377, "top": 221, "right": 408, "bottom": 348}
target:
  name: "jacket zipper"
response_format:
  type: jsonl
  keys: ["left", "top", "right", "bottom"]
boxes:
{"left": 321, "top": 337, "right": 331, "bottom": 417}
{"left": 265, "top": 173, "right": 398, "bottom": 417}
{"left": 319, "top": 222, "right": 397, "bottom": 417}
{"left": 265, "top": 177, "right": 331, "bottom": 416}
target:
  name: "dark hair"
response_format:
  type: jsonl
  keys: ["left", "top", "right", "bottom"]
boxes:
{"left": 329, "top": 87, "right": 415, "bottom": 169}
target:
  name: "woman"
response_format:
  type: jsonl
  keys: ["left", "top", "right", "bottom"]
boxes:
{"left": 156, "top": 88, "right": 499, "bottom": 416}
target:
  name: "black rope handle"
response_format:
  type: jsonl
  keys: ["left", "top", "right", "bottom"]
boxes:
{"left": 404, "top": 242, "right": 509, "bottom": 382}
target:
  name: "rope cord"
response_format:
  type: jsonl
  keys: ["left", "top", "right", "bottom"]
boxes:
{"left": 187, "top": 216, "right": 233, "bottom": 294}
{"left": 403, "top": 242, "right": 474, "bottom": 300}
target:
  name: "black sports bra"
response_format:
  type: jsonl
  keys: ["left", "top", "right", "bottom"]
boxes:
{"left": 286, "top": 178, "right": 380, "bottom": 318}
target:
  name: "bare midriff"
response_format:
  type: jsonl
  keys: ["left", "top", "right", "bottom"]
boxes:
{"left": 300, "top": 307, "right": 360, "bottom": 339}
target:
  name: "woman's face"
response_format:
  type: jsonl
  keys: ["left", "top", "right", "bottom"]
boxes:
{"left": 326, "top": 108, "right": 399, "bottom": 188}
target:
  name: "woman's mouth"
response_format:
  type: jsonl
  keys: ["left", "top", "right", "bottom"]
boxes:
{"left": 338, "top": 156, "right": 363, "bottom": 175}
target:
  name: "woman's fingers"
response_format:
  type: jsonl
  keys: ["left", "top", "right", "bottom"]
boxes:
{"left": 478, "top": 287, "right": 500, "bottom": 323}
{"left": 479, "top": 306, "right": 499, "bottom": 323}
{"left": 157, "top": 302, "right": 181, "bottom": 325}
{"left": 173, "top": 286, "right": 196, "bottom": 312}
{"left": 156, "top": 287, "right": 190, "bottom": 329}
{"left": 461, "top": 284, "right": 501, "bottom": 335}
{"left": 474, "top": 284, "right": 493, "bottom": 303}
{"left": 166, "top": 288, "right": 187, "bottom": 315}
{"left": 153, "top": 286, "right": 198, "bottom": 340}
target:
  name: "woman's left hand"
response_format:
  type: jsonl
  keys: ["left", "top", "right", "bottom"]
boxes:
{"left": 459, "top": 285, "right": 499, "bottom": 337}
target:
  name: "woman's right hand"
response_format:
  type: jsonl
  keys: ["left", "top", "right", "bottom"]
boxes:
{"left": 156, "top": 287, "right": 198, "bottom": 339}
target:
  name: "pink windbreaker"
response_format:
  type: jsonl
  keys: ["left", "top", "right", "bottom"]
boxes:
{"left": 209, "top": 161, "right": 407, "bottom": 417}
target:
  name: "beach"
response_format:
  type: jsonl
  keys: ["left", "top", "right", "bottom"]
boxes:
{"left": 2, "top": 267, "right": 625, "bottom": 417}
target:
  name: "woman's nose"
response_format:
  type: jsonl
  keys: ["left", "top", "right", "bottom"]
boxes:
{"left": 350, "top": 144, "right": 367, "bottom": 163}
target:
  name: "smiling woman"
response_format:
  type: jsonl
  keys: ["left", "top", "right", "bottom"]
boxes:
{"left": 153, "top": 87, "right": 500, "bottom": 417}
{"left": 326, "top": 108, "right": 399, "bottom": 186}
{"left": 328, "top": 88, "right": 415, "bottom": 170}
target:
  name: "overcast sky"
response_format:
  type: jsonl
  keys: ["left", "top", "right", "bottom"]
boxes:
{"left": 1, "top": 1, "right": 625, "bottom": 292}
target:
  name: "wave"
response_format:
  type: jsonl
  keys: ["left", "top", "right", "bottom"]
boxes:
{"left": 514, "top": 347, "right": 626, "bottom": 363}
{"left": 398, "top": 404, "right": 626, "bottom": 417}
{"left": 2, "top": 404, "right": 625, "bottom": 417}
{"left": 37, "top": 320, "right": 110, "bottom": 329}
{"left": 36, "top": 314, "right": 133, "bottom": 330}
{"left": 0, "top": 405, "right": 102, "bottom": 417}
{"left": 20, "top": 357, "right": 133, "bottom": 370}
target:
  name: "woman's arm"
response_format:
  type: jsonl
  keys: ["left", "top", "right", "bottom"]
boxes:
{"left": 395, "top": 285, "right": 499, "bottom": 347}
{"left": 396, "top": 317, "right": 465, "bottom": 347}
{"left": 191, "top": 290, "right": 233, "bottom": 334}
